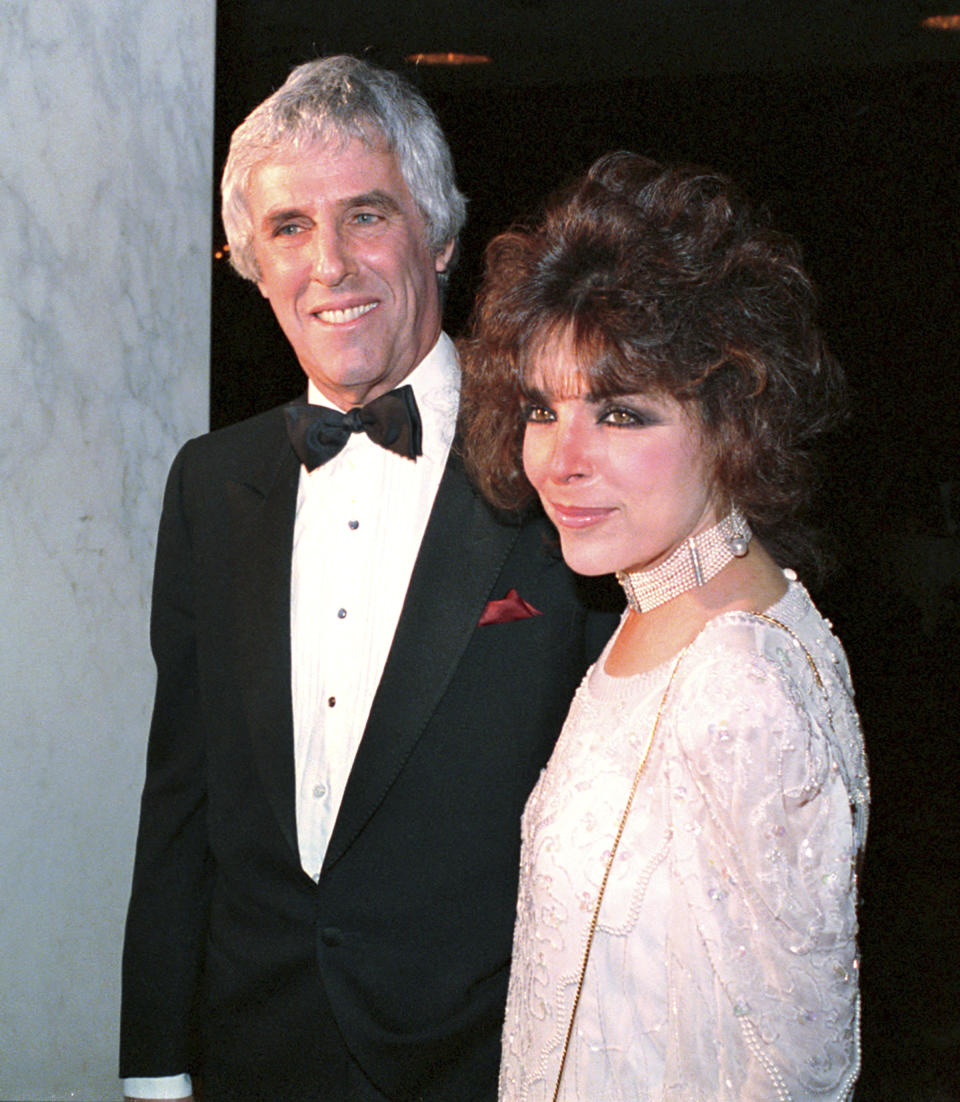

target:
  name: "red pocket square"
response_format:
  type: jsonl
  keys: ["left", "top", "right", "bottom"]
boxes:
{"left": 478, "top": 588, "right": 543, "bottom": 626}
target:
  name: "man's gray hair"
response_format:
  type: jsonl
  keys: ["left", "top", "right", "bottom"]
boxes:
{"left": 221, "top": 55, "right": 467, "bottom": 283}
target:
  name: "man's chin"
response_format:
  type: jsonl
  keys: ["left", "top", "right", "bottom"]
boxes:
{"left": 303, "top": 370, "right": 401, "bottom": 409}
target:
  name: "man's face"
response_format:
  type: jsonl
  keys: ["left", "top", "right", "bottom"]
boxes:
{"left": 248, "top": 135, "right": 454, "bottom": 409}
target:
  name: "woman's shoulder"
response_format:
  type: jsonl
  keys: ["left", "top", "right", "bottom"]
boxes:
{"left": 662, "top": 575, "right": 853, "bottom": 758}
{"left": 667, "top": 574, "right": 868, "bottom": 837}
{"left": 683, "top": 573, "right": 850, "bottom": 691}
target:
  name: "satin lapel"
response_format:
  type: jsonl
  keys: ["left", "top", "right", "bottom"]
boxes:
{"left": 227, "top": 432, "right": 301, "bottom": 860}
{"left": 322, "top": 450, "right": 520, "bottom": 870}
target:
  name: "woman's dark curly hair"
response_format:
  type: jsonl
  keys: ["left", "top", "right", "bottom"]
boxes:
{"left": 459, "top": 151, "right": 846, "bottom": 574}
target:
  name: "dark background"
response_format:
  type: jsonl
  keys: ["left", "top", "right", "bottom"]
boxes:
{"left": 211, "top": 3, "right": 960, "bottom": 1097}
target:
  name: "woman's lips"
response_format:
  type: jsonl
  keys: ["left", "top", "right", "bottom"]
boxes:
{"left": 548, "top": 503, "right": 614, "bottom": 529}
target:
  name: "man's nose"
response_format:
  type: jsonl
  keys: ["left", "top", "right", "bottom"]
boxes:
{"left": 310, "top": 223, "right": 351, "bottom": 285}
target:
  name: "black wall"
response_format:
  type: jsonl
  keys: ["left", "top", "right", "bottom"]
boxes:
{"left": 210, "top": 22, "right": 960, "bottom": 1098}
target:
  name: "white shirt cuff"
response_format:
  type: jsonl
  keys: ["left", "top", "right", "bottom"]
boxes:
{"left": 122, "top": 1073, "right": 192, "bottom": 1098}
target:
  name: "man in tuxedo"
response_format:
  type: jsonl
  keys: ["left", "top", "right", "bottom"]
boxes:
{"left": 120, "top": 55, "right": 616, "bottom": 1102}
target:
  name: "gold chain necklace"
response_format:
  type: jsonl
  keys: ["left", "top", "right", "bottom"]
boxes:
{"left": 550, "top": 642, "right": 690, "bottom": 1102}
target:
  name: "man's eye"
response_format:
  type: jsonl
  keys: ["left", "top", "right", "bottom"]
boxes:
{"left": 352, "top": 211, "right": 382, "bottom": 225}
{"left": 275, "top": 223, "right": 305, "bottom": 237}
{"left": 523, "top": 404, "right": 555, "bottom": 424}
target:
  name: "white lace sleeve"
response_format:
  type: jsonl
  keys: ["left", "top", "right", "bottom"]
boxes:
{"left": 662, "top": 620, "right": 862, "bottom": 1101}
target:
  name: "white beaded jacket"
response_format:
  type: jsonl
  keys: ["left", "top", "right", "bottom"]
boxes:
{"left": 499, "top": 575, "right": 869, "bottom": 1102}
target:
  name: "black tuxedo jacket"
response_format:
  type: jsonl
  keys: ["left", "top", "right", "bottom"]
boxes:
{"left": 120, "top": 403, "right": 618, "bottom": 1101}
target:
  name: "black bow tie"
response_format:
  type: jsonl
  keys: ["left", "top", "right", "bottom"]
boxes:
{"left": 285, "top": 385, "right": 423, "bottom": 471}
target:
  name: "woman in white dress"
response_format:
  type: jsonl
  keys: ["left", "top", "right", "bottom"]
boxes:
{"left": 460, "top": 153, "right": 869, "bottom": 1101}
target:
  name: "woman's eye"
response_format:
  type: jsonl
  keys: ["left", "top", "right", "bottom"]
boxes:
{"left": 600, "top": 406, "right": 646, "bottom": 426}
{"left": 522, "top": 404, "right": 555, "bottom": 424}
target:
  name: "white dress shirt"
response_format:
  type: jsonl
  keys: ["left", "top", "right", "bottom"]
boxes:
{"left": 123, "top": 334, "right": 459, "bottom": 1100}
{"left": 291, "top": 333, "right": 459, "bottom": 878}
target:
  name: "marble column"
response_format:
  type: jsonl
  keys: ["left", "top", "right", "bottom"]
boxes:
{"left": 0, "top": 2, "right": 214, "bottom": 1098}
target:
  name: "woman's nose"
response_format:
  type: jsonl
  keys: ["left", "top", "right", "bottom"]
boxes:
{"left": 548, "top": 418, "right": 592, "bottom": 482}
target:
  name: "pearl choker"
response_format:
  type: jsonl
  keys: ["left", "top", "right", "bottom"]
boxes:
{"left": 616, "top": 507, "right": 752, "bottom": 614}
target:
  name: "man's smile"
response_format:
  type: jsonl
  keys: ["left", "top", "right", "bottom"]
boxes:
{"left": 310, "top": 301, "right": 379, "bottom": 325}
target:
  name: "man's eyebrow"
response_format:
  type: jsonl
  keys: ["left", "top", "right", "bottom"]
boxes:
{"left": 260, "top": 191, "right": 404, "bottom": 232}
{"left": 346, "top": 189, "right": 403, "bottom": 214}
{"left": 262, "top": 207, "right": 307, "bottom": 230}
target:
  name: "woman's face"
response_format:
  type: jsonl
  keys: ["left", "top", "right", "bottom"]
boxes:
{"left": 521, "top": 332, "right": 719, "bottom": 578}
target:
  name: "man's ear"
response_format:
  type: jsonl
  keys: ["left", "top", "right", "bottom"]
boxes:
{"left": 256, "top": 280, "right": 270, "bottom": 299}
{"left": 434, "top": 239, "right": 456, "bottom": 273}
